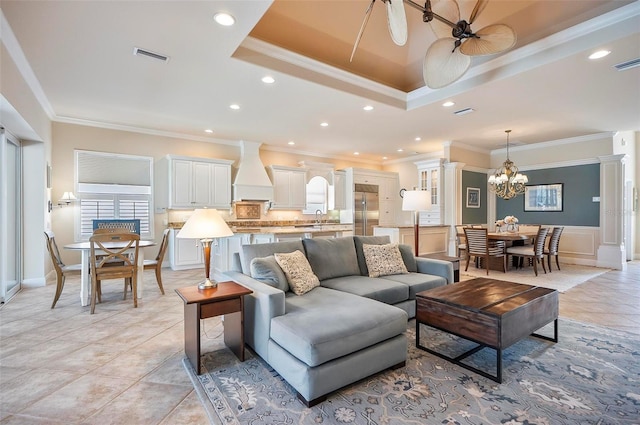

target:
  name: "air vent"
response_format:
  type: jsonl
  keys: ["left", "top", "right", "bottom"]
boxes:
{"left": 453, "top": 107, "right": 474, "bottom": 116}
{"left": 133, "top": 47, "right": 169, "bottom": 62}
{"left": 614, "top": 58, "right": 640, "bottom": 71}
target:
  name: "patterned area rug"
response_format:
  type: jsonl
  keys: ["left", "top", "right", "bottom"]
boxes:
{"left": 184, "top": 319, "right": 640, "bottom": 425}
{"left": 461, "top": 263, "right": 609, "bottom": 292}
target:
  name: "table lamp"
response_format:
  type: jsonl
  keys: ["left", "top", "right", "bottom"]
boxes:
{"left": 402, "top": 190, "right": 432, "bottom": 256}
{"left": 177, "top": 209, "right": 234, "bottom": 290}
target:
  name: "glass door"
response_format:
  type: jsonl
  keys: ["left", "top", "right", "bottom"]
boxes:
{"left": 0, "top": 128, "right": 22, "bottom": 303}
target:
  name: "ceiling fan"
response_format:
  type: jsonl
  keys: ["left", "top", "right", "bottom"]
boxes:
{"left": 350, "top": 0, "right": 517, "bottom": 89}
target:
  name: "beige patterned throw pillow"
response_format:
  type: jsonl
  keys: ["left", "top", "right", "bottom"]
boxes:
{"left": 274, "top": 250, "right": 320, "bottom": 295}
{"left": 362, "top": 243, "right": 409, "bottom": 277}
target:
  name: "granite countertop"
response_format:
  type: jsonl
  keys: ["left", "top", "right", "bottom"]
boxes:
{"left": 169, "top": 220, "right": 353, "bottom": 235}
{"left": 375, "top": 224, "right": 449, "bottom": 229}
{"left": 231, "top": 224, "right": 353, "bottom": 234}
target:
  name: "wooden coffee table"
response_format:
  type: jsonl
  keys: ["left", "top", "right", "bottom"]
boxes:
{"left": 415, "top": 278, "right": 558, "bottom": 383}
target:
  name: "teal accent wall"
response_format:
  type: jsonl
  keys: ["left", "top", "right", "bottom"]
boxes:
{"left": 462, "top": 170, "right": 487, "bottom": 224}
{"left": 496, "top": 163, "right": 600, "bottom": 226}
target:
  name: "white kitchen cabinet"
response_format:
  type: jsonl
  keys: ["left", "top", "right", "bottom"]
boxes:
{"left": 415, "top": 159, "right": 444, "bottom": 225}
{"left": 329, "top": 170, "right": 346, "bottom": 210}
{"left": 155, "top": 155, "right": 233, "bottom": 210}
{"left": 169, "top": 228, "right": 204, "bottom": 270}
{"left": 212, "top": 234, "right": 251, "bottom": 273}
{"left": 268, "top": 166, "right": 306, "bottom": 210}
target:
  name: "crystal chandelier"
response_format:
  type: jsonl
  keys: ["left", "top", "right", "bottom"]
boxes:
{"left": 488, "top": 130, "right": 528, "bottom": 200}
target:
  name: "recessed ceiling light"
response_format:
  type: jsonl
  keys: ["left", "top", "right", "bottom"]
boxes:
{"left": 354, "top": 152, "right": 360, "bottom": 155}
{"left": 214, "top": 12, "right": 235, "bottom": 26}
{"left": 442, "top": 101, "right": 455, "bottom": 107}
{"left": 204, "top": 129, "right": 213, "bottom": 134}
{"left": 363, "top": 105, "right": 374, "bottom": 111}
{"left": 397, "top": 148, "right": 404, "bottom": 152}
{"left": 589, "top": 50, "right": 611, "bottom": 60}
{"left": 320, "top": 122, "right": 329, "bottom": 127}
{"left": 288, "top": 141, "right": 295, "bottom": 145}
{"left": 415, "top": 137, "right": 421, "bottom": 141}
{"left": 382, "top": 156, "right": 388, "bottom": 160}
{"left": 262, "top": 76, "right": 275, "bottom": 84}
{"left": 229, "top": 104, "right": 240, "bottom": 110}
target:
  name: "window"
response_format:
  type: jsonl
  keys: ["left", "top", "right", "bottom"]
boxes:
{"left": 75, "top": 150, "right": 153, "bottom": 240}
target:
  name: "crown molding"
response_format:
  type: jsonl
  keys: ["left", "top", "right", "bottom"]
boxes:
{"left": 54, "top": 116, "right": 239, "bottom": 146}
{"left": 261, "top": 144, "right": 382, "bottom": 166}
{"left": 516, "top": 157, "right": 601, "bottom": 171}
{"left": 489, "top": 132, "right": 612, "bottom": 155}
{"left": 236, "top": 37, "right": 406, "bottom": 109}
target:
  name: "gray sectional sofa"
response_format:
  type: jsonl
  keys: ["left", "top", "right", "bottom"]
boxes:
{"left": 225, "top": 235, "right": 453, "bottom": 406}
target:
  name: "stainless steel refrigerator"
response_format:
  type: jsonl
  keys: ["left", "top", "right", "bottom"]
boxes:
{"left": 354, "top": 184, "right": 379, "bottom": 236}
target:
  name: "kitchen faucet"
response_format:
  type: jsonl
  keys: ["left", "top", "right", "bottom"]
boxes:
{"left": 315, "top": 209, "right": 323, "bottom": 224}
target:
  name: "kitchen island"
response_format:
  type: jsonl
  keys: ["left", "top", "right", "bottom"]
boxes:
{"left": 168, "top": 222, "right": 354, "bottom": 272}
{"left": 373, "top": 225, "right": 450, "bottom": 256}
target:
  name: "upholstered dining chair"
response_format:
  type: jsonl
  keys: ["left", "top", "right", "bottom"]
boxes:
{"left": 141, "top": 228, "right": 170, "bottom": 295}
{"left": 544, "top": 226, "right": 564, "bottom": 272}
{"left": 89, "top": 232, "right": 140, "bottom": 314}
{"left": 45, "top": 231, "right": 82, "bottom": 309}
{"left": 463, "top": 227, "right": 507, "bottom": 275}
{"left": 506, "top": 227, "right": 550, "bottom": 276}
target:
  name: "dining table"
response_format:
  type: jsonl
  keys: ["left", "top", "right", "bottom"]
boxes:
{"left": 64, "top": 240, "right": 155, "bottom": 307}
{"left": 487, "top": 231, "right": 540, "bottom": 242}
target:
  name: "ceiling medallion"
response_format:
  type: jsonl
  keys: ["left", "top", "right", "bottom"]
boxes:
{"left": 488, "top": 130, "right": 528, "bottom": 200}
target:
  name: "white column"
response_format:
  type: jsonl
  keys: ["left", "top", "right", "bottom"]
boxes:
{"left": 443, "top": 162, "right": 465, "bottom": 256}
{"left": 597, "top": 154, "right": 627, "bottom": 270}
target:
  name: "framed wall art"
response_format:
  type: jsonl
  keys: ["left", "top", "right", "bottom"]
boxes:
{"left": 466, "top": 187, "right": 480, "bottom": 208}
{"left": 524, "top": 183, "right": 563, "bottom": 211}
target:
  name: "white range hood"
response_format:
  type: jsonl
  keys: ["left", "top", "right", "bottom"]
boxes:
{"left": 233, "top": 140, "right": 274, "bottom": 201}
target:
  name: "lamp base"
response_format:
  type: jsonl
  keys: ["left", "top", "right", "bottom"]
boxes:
{"left": 198, "top": 278, "right": 218, "bottom": 290}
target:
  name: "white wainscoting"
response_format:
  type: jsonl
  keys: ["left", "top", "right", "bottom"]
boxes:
{"left": 556, "top": 226, "right": 600, "bottom": 266}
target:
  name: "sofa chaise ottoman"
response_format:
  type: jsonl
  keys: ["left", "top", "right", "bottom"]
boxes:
{"left": 225, "top": 235, "right": 453, "bottom": 406}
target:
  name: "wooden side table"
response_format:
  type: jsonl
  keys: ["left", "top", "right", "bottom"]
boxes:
{"left": 175, "top": 281, "right": 252, "bottom": 375}
{"left": 420, "top": 253, "right": 461, "bottom": 282}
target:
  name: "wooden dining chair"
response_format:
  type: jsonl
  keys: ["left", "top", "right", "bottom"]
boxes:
{"left": 141, "top": 228, "right": 170, "bottom": 295}
{"left": 506, "top": 227, "right": 550, "bottom": 276}
{"left": 464, "top": 228, "right": 507, "bottom": 275}
{"left": 544, "top": 227, "right": 564, "bottom": 272}
{"left": 455, "top": 225, "right": 467, "bottom": 258}
{"left": 89, "top": 232, "right": 140, "bottom": 314}
{"left": 45, "top": 231, "right": 82, "bottom": 309}
{"left": 93, "top": 227, "right": 134, "bottom": 234}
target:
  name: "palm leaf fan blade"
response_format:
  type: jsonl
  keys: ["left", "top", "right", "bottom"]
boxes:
{"left": 386, "top": 0, "right": 408, "bottom": 46}
{"left": 350, "top": 0, "right": 376, "bottom": 62}
{"left": 459, "top": 23, "right": 516, "bottom": 56}
{"left": 468, "top": 0, "right": 489, "bottom": 24}
{"left": 429, "top": 0, "right": 460, "bottom": 39}
{"left": 423, "top": 38, "right": 471, "bottom": 89}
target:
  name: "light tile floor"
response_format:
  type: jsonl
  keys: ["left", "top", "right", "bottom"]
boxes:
{"left": 1, "top": 262, "right": 638, "bottom": 424}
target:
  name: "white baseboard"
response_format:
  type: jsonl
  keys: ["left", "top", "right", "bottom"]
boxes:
{"left": 22, "top": 277, "right": 46, "bottom": 287}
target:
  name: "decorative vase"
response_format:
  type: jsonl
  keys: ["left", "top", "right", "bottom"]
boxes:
{"left": 507, "top": 223, "right": 517, "bottom": 233}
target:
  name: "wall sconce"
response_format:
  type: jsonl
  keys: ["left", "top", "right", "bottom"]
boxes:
{"left": 48, "top": 191, "right": 77, "bottom": 213}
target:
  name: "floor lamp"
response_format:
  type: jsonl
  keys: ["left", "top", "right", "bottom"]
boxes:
{"left": 177, "top": 209, "right": 234, "bottom": 290}
{"left": 402, "top": 190, "right": 432, "bottom": 256}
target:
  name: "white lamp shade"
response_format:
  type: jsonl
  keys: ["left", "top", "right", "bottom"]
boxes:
{"left": 59, "top": 191, "right": 77, "bottom": 202}
{"left": 402, "top": 190, "right": 431, "bottom": 211}
{"left": 177, "top": 209, "right": 234, "bottom": 239}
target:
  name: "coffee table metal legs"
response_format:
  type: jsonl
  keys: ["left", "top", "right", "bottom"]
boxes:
{"left": 416, "top": 319, "right": 558, "bottom": 383}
